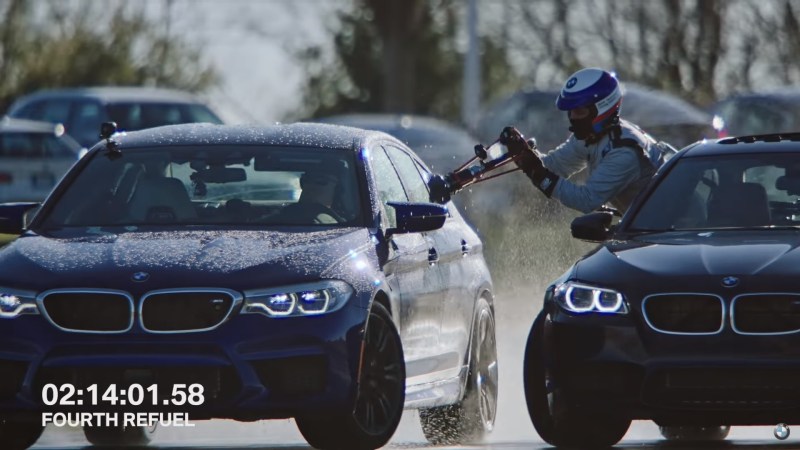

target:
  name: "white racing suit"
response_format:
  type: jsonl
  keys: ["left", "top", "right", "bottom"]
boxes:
{"left": 536, "top": 119, "right": 664, "bottom": 214}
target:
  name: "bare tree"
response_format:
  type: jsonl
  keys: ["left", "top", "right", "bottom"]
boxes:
{"left": 503, "top": 0, "right": 800, "bottom": 106}
{"left": 0, "top": 0, "right": 217, "bottom": 112}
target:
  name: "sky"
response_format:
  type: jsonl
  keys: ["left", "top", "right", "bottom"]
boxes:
{"left": 144, "top": 0, "right": 345, "bottom": 125}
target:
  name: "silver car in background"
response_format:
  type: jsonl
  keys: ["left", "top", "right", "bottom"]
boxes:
{"left": 6, "top": 87, "right": 223, "bottom": 148}
{"left": 711, "top": 89, "right": 800, "bottom": 138}
{"left": 0, "top": 118, "right": 83, "bottom": 202}
{"left": 477, "top": 83, "right": 714, "bottom": 150}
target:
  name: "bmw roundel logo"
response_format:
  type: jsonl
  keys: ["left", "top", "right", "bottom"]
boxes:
{"left": 721, "top": 276, "right": 739, "bottom": 288}
{"left": 566, "top": 77, "right": 578, "bottom": 89}
{"left": 132, "top": 272, "right": 150, "bottom": 282}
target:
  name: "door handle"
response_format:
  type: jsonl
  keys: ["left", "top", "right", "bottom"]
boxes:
{"left": 461, "top": 239, "right": 471, "bottom": 256}
{"left": 428, "top": 248, "right": 439, "bottom": 265}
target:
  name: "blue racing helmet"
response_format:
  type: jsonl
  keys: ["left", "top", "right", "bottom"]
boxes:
{"left": 556, "top": 68, "right": 622, "bottom": 135}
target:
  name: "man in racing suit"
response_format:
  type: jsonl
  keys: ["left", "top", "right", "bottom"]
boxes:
{"left": 504, "top": 68, "right": 666, "bottom": 214}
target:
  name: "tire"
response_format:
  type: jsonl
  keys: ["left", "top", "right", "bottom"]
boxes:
{"left": 0, "top": 419, "right": 44, "bottom": 450}
{"left": 83, "top": 423, "right": 158, "bottom": 447}
{"left": 658, "top": 425, "right": 730, "bottom": 442}
{"left": 296, "top": 303, "right": 405, "bottom": 450}
{"left": 419, "top": 296, "right": 498, "bottom": 445}
{"left": 523, "top": 312, "right": 630, "bottom": 448}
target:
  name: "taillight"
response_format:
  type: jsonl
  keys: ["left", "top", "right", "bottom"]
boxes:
{"left": 0, "top": 173, "right": 12, "bottom": 184}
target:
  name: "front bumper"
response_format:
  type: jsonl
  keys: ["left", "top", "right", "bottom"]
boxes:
{"left": 0, "top": 302, "right": 368, "bottom": 421}
{"left": 544, "top": 305, "right": 800, "bottom": 425}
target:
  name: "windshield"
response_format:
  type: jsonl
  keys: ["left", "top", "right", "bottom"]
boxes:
{"left": 40, "top": 145, "right": 363, "bottom": 228}
{"left": 628, "top": 153, "right": 800, "bottom": 231}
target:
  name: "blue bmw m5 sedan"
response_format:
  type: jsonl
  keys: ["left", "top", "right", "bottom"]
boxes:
{"left": 0, "top": 122, "right": 498, "bottom": 449}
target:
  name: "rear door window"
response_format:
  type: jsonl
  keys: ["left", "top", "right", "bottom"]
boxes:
{"left": 107, "top": 103, "right": 222, "bottom": 131}
{"left": 183, "top": 105, "right": 223, "bottom": 124}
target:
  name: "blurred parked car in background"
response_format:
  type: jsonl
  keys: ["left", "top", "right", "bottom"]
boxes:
{"left": 316, "top": 114, "right": 477, "bottom": 173}
{"left": 0, "top": 117, "right": 83, "bottom": 203}
{"left": 711, "top": 89, "right": 800, "bottom": 138}
{"left": 6, "top": 87, "right": 223, "bottom": 148}
{"left": 478, "top": 83, "right": 714, "bottom": 150}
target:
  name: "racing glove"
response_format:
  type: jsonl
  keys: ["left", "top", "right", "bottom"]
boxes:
{"left": 499, "top": 126, "right": 559, "bottom": 197}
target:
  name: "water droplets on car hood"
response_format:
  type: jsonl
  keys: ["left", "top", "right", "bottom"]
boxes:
{"left": 12, "top": 228, "right": 364, "bottom": 275}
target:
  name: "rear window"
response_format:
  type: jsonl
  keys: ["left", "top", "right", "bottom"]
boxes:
{"left": 0, "top": 132, "right": 78, "bottom": 158}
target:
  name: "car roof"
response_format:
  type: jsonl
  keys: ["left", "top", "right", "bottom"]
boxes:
{"left": 102, "top": 122, "right": 398, "bottom": 151}
{"left": 12, "top": 86, "right": 208, "bottom": 105}
{"left": 682, "top": 133, "right": 800, "bottom": 157}
{"left": 0, "top": 116, "right": 69, "bottom": 134}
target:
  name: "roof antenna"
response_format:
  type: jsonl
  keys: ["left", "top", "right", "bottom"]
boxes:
{"left": 99, "top": 121, "right": 121, "bottom": 158}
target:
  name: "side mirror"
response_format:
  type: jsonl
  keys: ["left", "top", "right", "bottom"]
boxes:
{"left": 386, "top": 202, "right": 448, "bottom": 236}
{"left": 0, "top": 202, "right": 41, "bottom": 235}
{"left": 571, "top": 211, "right": 614, "bottom": 242}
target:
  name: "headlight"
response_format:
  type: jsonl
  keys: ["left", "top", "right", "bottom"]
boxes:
{"left": 0, "top": 287, "right": 39, "bottom": 318}
{"left": 243, "top": 280, "right": 353, "bottom": 318}
{"left": 553, "top": 281, "right": 627, "bottom": 314}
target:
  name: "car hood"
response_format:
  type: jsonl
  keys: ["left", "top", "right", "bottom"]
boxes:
{"left": 575, "top": 231, "right": 800, "bottom": 291}
{"left": 0, "top": 228, "right": 375, "bottom": 291}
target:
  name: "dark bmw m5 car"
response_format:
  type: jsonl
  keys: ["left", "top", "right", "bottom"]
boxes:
{"left": 0, "top": 122, "right": 497, "bottom": 449}
{"left": 525, "top": 133, "right": 800, "bottom": 448}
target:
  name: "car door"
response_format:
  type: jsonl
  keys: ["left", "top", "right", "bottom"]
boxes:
{"left": 370, "top": 145, "right": 444, "bottom": 380}
{"left": 434, "top": 197, "right": 486, "bottom": 370}
{"left": 421, "top": 159, "right": 478, "bottom": 362}
{"left": 384, "top": 144, "right": 470, "bottom": 373}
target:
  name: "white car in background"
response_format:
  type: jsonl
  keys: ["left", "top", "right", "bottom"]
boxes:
{"left": 0, "top": 117, "right": 83, "bottom": 202}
